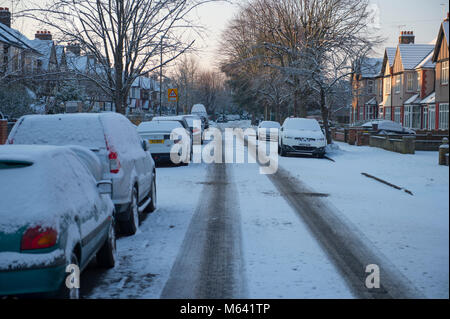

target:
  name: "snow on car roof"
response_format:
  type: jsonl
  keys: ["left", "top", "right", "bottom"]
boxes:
{"left": 9, "top": 113, "right": 107, "bottom": 149}
{"left": 259, "top": 121, "right": 281, "bottom": 128}
{"left": 0, "top": 145, "right": 102, "bottom": 234}
{"left": 191, "top": 104, "right": 207, "bottom": 114}
{"left": 138, "top": 120, "right": 182, "bottom": 132}
{"left": 283, "top": 118, "right": 321, "bottom": 131}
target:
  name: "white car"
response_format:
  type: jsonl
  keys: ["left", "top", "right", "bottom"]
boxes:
{"left": 183, "top": 115, "right": 203, "bottom": 145}
{"left": 7, "top": 113, "right": 157, "bottom": 236}
{"left": 257, "top": 121, "right": 281, "bottom": 141}
{"left": 137, "top": 120, "right": 190, "bottom": 165}
{"left": 278, "top": 118, "right": 327, "bottom": 158}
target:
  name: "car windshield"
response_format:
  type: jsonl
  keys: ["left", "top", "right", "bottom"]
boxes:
{"left": 284, "top": 119, "right": 321, "bottom": 131}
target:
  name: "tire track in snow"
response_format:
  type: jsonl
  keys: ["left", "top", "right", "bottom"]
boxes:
{"left": 241, "top": 133, "right": 424, "bottom": 299}
{"left": 267, "top": 166, "right": 425, "bottom": 299}
{"left": 161, "top": 134, "right": 247, "bottom": 299}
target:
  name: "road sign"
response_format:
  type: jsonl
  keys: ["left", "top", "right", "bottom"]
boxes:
{"left": 168, "top": 88, "right": 178, "bottom": 102}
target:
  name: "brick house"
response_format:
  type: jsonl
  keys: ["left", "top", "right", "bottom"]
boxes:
{"left": 379, "top": 47, "right": 396, "bottom": 121}
{"left": 0, "top": 8, "right": 42, "bottom": 76}
{"left": 431, "top": 14, "right": 449, "bottom": 130}
{"left": 389, "top": 32, "right": 435, "bottom": 125}
{"left": 351, "top": 57, "right": 382, "bottom": 123}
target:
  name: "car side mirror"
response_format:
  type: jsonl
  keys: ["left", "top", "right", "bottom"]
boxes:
{"left": 97, "top": 180, "right": 113, "bottom": 195}
{"left": 280, "top": 127, "right": 284, "bottom": 132}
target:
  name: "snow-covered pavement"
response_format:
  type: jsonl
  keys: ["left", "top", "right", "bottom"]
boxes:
{"left": 82, "top": 123, "right": 448, "bottom": 299}
{"left": 278, "top": 142, "right": 449, "bottom": 298}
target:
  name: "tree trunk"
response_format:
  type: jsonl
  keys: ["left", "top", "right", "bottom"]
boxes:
{"left": 320, "top": 88, "right": 332, "bottom": 144}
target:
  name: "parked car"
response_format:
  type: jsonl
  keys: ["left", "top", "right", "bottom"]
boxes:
{"left": 278, "top": 118, "right": 327, "bottom": 158}
{"left": 257, "top": 121, "right": 281, "bottom": 141}
{"left": 362, "top": 120, "right": 416, "bottom": 135}
{"left": 191, "top": 104, "right": 209, "bottom": 129}
{"left": 182, "top": 115, "right": 203, "bottom": 144}
{"left": 7, "top": 113, "right": 157, "bottom": 236}
{"left": 0, "top": 145, "right": 116, "bottom": 298}
{"left": 137, "top": 120, "right": 190, "bottom": 165}
{"left": 152, "top": 116, "right": 193, "bottom": 158}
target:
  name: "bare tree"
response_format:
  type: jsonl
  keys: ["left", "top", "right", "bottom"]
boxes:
{"left": 21, "top": 0, "right": 216, "bottom": 114}
{"left": 220, "top": 0, "right": 382, "bottom": 142}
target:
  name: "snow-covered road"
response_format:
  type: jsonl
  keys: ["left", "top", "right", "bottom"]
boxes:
{"left": 82, "top": 122, "right": 448, "bottom": 299}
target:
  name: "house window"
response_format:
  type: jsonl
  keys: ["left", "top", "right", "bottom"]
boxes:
{"left": 368, "top": 80, "right": 374, "bottom": 94}
{"left": 395, "top": 75, "right": 401, "bottom": 94}
{"left": 367, "top": 105, "right": 373, "bottom": 119}
{"left": 394, "top": 107, "right": 401, "bottom": 123}
{"left": 417, "top": 72, "right": 421, "bottom": 92}
{"left": 385, "top": 77, "right": 391, "bottom": 94}
{"left": 379, "top": 79, "right": 383, "bottom": 96}
{"left": 422, "top": 106, "right": 428, "bottom": 129}
{"left": 439, "top": 103, "right": 449, "bottom": 130}
{"left": 385, "top": 107, "right": 391, "bottom": 120}
{"left": 359, "top": 106, "right": 364, "bottom": 121}
{"left": 379, "top": 107, "right": 384, "bottom": 119}
{"left": 407, "top": 73, "right": 414, "bottom": 92}
{"left": 404, "top": 105, "right": 411, "bottom": 128}
{"left": 442, "top": 61, "right": 449, "bottom": 85}
{"left": 429, "top": 105, "right": 436, "bottom": 130}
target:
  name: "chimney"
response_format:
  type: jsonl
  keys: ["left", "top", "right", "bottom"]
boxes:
{"left": 399, "top": 31, "right": 415, "bottom": 44}
{"left": 66, "top": 43, "right": 81, "bottom": 56}
{"left": 445, "top": 12, "right": 449, "bottom": 22}
{"left": 35, "top": 30, "right": 53, "bottom": 41}
{"left": 0, "top": 7, "right": 11, "bottom": 28}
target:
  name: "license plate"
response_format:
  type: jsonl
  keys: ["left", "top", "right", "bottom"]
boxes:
{"left": 149, "top": 140, "right": 164, "bottom": 144}
{"left": 297, "top": 143, "right": 310, "bottom": 147}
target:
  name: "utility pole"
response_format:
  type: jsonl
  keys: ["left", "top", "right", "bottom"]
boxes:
{"left": 159, "top": 36, "right": 163, "bottom": 116}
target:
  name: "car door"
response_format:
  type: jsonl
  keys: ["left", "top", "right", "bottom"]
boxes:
{"left": 126, "top": 122, "right": 152, "bottom": 201}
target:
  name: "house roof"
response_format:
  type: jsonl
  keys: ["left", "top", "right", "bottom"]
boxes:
{"left": 397, "top": 44, "right": 435, "bottom": 70}
{"left": 404, "top": 93, "right": 421, "bottom": 105}
{"left": 381, "top": 47, "right": 396, "bottom": 75}
{"left": 432, "top": 20, "right": 449, "bottom": 62}
{"left": 359, "top": 58, "right": 383, "bottom": 78}
{"left": 386, "top": 47, "right": 397, "bottom": 67}
{"left": 365, "top": 97, "right": 377, "bottom": 105}
{"left": 415, "top": 51, "right": 435, "bottom": 69}
{"left": 0, "top": 23, "right": 37, "bottom": 52}
{"left": 421, "top": 92, "right": 435, "bottom": 104}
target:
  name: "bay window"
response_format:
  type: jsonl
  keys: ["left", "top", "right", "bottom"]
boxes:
{"left": 439, "top": 103, "right": 449, "bottom": 130}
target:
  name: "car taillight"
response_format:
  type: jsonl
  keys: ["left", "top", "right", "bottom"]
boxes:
{"left": 109, "top": 151, "right": 121, "bottom": 174}
{"left": 193, "top": 128, "right": 200, "bottom": 133}
{"left": 21, "top": 227, "right": 58, "bottom": 250}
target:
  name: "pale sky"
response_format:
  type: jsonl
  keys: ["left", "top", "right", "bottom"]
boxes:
{"left": 1, "top": 0, "right": 448, "bottom": 69}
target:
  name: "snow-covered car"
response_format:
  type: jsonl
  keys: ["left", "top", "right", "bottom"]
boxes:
{"left": 278, "top": 118, "right": 327, "bottom": 158}
{"left": 7, "top": 113, "right": 157, "bottom": 236}
{"left": 137, "top": 120, "right": 190, "bottom": 165}
{"left": 257, "top": 121, "right": 281, "bottom": 141}
{"left": 362, "top": 120, "right": 416, "bottom": 135}
{"left": 152, "top": 116, "right": 193, "bottom": 159}
{"left": 191, "top": 104, "right": 209, "bottom": 129}
{"left": 182, "top": 115, "right": 203, "bottom": 144}
{"left": 0, "top": 145, "right": 116, "bottom": 298}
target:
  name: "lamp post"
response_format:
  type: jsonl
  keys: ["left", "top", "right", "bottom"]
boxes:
{"left": 159, "top": 36, "right": 163, "bottom": 116}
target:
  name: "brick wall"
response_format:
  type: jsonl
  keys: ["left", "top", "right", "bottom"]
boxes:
{"left": 0, "top": 120, "right": 8, "bottom": 144}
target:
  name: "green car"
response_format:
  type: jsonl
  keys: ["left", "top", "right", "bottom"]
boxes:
{"left": 0, "top": 145, "right": 116, "bottom": 298}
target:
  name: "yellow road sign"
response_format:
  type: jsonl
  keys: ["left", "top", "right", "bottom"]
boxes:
{"left": 168, "top": 88, "right": 178, "bottom": 102}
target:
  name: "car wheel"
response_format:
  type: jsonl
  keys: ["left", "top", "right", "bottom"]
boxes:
{"left": 280, "top": 141, "right": 287, "bottom": 157}
{"left": 96, "top": 221, "right": 116, "bottom": 268}
{"left": 145, "top": 177, "right": 157, "bottom": 213}
{"left": 120, "top": 187, "right": 139, "bottom": 236}
{"left": 59, "top": 252, "right": 80, "bottom": 299}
